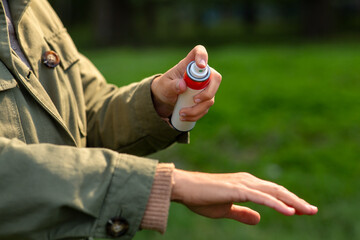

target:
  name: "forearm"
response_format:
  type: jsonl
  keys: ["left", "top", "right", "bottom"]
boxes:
{"left": 80, "top": 53, "right": 188, "bottom": 155}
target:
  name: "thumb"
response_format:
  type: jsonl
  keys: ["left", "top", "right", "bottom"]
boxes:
{"left": 175, "top": 78, "right": 187, "bottom": 94}
{"left": 224, "top": 205, "right": 261, "bottom": 225}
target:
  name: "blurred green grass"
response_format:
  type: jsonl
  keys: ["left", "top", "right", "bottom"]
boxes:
{"left": 84, "top": 43, "right": 360, "bottom": 240}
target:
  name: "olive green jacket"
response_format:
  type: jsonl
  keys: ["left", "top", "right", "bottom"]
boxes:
{"left": 0, "top": 0, "right": 185, "bottom": 239}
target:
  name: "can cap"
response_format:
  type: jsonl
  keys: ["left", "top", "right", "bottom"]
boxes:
{"left": 184, "top": 61, "right": 211, "bottom": 90}
{"left": 190, "top": 62, "right": 208, "bottom": 78}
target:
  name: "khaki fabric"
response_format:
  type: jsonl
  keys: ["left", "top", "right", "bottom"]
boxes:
{"left": 0, "top": 0, "right": 186, "bottom": 239}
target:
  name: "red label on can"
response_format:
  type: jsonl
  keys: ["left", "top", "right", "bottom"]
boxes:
{"left": 183, "top": 69, "right": 211, "bottom": 90}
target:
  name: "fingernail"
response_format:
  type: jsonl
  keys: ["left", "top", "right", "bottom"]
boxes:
{"left": 194, "top": 98, "right": 201, "bottom": 103}
{"left": 310, "top": 205, "right": 318, "bottom": 212}
{"left": 199, "top": 59, "right": 206, "bottom": 67}
{"left": 286, "top": 207, "right": 295, "bottom": 215}
{"left": 180, "top": 113, "right": 186, "bottom": 117}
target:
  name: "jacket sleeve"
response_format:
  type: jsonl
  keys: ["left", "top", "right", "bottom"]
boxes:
{"left": 0, "top": 137, "right": 157, "bottom": 240}
{"left": 79, "top": 54, "right": 188, "bottom": 156}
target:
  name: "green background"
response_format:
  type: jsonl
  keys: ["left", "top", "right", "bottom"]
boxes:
{"left": 86, "top": 42, "right": 360, "bottom": 240}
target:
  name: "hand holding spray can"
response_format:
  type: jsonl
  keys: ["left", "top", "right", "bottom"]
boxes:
{"left": 171, "top": 61, "right": 211, "bottom": 132}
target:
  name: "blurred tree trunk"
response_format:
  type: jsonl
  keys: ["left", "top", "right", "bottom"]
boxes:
{"left": 300, "top": 0, "right": 334, "bottom": 37}
{"left": 242, "top": 0, "right": 258, "bottom": 34}
{"left": 93, "top": 0, "right": 134, "bottom": 45}
{"left": 50, "top": 0, "right": 73, "bottom": 26}
{"left": 144, "top": 1, "right": 156, "bottom": 35}
{"left": 134, "top": 1, "right": 157, "bottom": 45}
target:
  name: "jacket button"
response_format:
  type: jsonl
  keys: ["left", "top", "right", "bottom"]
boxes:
{"left": 106, "top": 217, "right": 129, "bottom": 237}
{"left": 42, "top": 50, "right": 60, "bottom": 68}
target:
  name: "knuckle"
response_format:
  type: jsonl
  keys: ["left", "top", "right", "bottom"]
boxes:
{"left": 236, "top": 187, "right": 247, "bottom": 202}
{"left": 218, "top": 73, "right": 222, "bottom": 82}
{"left": 272, "top": 184, "right": 287, "bottom": 195}
{"left": 278, "top": 185, "right": 288, "bottom": 192}
{"left": 209, "top": 98, "right": 215, "bottom": 106}
{"left": 216, "top": 72, "right": 222, "bottom": 81}
{"left": 202, "top": 92, "right": 213, "bottom": 101}
{"left": 238, "top": 172, "right": 254, "bottom": 181}
{"left": 241, "top": 172, "right": 254, "bottom": 178}
{"left": 205, "top": 99, "right": 214, "bottom": 109}
{"left": 210, "top": 68, "right": 222, "bottom": 82}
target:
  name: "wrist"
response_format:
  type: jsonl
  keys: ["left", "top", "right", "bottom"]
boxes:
{"left": 170, "top": 168, "right": 190, "bottom": 202}
{"left": 170, "top": 168, "right": 179, "bottom": 201}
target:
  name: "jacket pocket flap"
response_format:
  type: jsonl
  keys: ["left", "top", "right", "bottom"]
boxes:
{"left": 0, "top": 62, "right": 17, "bottom": 91}
{"left": 45, "top": 29, "right": 80, "bottom": 71}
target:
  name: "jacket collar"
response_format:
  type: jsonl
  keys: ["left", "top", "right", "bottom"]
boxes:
{"left": 0, "top": 0, "right": 13, "bottom": 72}
{"left": 7, "top": 0, "right": 31, "bottom": 30}
{"left": 0, "top": 0, "right": 31, "bottom": 72}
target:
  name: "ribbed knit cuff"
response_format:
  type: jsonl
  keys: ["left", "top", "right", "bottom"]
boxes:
{"left": 140, "top": 163, "right": 175, "bottom": 234}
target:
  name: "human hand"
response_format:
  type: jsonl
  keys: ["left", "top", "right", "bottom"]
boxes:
{"left": 171, "top": 169, "right": 318, "bottom": 225}
{"left": 151, "top": 45, "right": 222, "bottom": 119}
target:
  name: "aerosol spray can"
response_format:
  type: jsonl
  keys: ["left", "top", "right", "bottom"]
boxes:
{"left": 171, "top": 61, "right": 211, "bottom": 132}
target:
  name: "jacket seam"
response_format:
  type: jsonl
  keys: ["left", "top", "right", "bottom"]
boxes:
{"left": 9, "top": 88, "right": 26, "bottom": 143}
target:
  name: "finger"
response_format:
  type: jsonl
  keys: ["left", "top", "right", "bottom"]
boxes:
{"left": 179, "top": 98, "right": 214, "bottom": 121}
{"left": 193, "top": 68, "right": 222, "bottom": 103}
{"left": 256, "top": 181, "right": 318, "bottom": 215}
{"left": 180, "top": 109, "right": 208, "bottom": 122}
{"left": 194, "top": 46, "right": 208, "bottom": 68}
{"left": 239, "top": 174, "right": 318, "bottom": 216}
{"left": 240, "top": 187, "right": 296, "bottom": 216}
{"left": 297, "top": 205, "right": 318, "bottom": 215}
{"left": 178, "top": 45, "right": 208, "bottom": 71}
{"left": 224, "top": 205, "right": 261, "bottom": 225}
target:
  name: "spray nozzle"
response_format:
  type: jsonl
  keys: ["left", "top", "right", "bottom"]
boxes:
{"left": 190, "top": 62, "right": 208, "bottom": 79}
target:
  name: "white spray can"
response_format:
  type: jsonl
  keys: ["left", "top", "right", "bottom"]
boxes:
{"left": 171, "top": 61, "right": 211, "bottom": 132}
